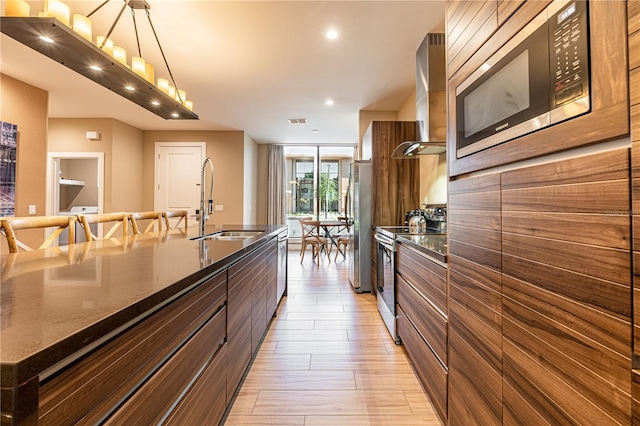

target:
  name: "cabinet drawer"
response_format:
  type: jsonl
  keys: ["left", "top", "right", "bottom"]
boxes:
{"left": 39, "top": 271, "right": 227, "bottom": 426}
{"left": 165, "top": 344, "right": 228, "bottom": 426}
{"left": 397, "top": 274, "right": 448, "bottom": 366}
{"left": 397, "top": 243, "right": 447, "bottom": 314}
{"left": 105, "top": 306, "right": 227, "bottom": 425}
{"left": 398, "top": 305, "right": 447, "bottom": 422}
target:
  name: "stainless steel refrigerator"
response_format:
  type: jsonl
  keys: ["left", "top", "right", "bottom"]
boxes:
{"left": 347, "top": 160, "right": 372, "bottom": 293}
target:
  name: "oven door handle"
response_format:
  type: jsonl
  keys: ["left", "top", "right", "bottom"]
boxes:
{"left": 374, "top": 233, "right": 396, "bottom": 251}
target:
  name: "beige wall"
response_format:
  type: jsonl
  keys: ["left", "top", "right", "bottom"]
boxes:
{"left": 0, "top": 74, "right": 48, "bottom": 251}
{"left": 48, "top": 118, "right": 144, "bottom": 213}
{"left": 142, "top": 131, "right": 245, "bottom": 228}
{"left": 397, "top": 89, "right": 417, "bottom": 121}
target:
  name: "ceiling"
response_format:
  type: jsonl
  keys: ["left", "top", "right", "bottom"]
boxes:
{"left": 1, "top": 1, "right": 445, "bottom": 145}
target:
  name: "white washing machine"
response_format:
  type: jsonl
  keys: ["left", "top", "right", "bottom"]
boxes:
{"left": 59, "top": 206, "right": 98, "bottom": 244}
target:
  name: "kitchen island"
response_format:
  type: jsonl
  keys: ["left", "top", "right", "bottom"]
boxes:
{"left": 0, "top": 224, "right": 287, "bottom": 425}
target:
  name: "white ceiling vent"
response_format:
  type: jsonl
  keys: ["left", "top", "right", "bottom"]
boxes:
{"left": 288, "top": 118, "right": 307, "bottom": 124}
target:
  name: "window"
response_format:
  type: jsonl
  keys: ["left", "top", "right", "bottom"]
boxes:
{"left": 284, "top": 146, "right": 354, "bottom": 238}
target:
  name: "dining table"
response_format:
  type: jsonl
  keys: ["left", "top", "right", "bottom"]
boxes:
{"left": 318, "top": 219, "right": 351, "bottom": 249}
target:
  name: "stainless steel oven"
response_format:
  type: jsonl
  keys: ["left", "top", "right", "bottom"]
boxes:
{"left": 374, "top": 227, "right": 401, "bottom": 344}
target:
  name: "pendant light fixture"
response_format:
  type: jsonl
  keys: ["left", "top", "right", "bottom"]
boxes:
{"left": 1, "top": 0, "right": 197, "bottom": 120}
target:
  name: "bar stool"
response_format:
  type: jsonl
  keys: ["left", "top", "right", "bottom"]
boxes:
{"left": 130, "top": 211, "right": 163, "bottom": 234}
{"left": 78, "top": 212, "right": 130, "bottom": 241}
{"left": 162, "top": 210, "right": 188, "bottom": 230}
{"left": 0, "top": 215, "right": 76, "bottom": 253}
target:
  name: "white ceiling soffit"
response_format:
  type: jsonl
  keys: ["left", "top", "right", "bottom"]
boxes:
{"left": 0, "top": 1, "right": 445, "bottom": 145}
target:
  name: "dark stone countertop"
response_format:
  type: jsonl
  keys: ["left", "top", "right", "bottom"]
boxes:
{"left": 0, "top": 224, "right": 286, "bottom": 386}
{"left": 396, "top": 233, "right": 447, "bottom": 265}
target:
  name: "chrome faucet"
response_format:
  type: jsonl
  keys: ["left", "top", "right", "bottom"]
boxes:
{"left": 199, "top": 157, "right": 214, "bottom": 236}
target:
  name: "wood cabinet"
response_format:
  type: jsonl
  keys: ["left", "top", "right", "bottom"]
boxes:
{"left": 227, "top": 239, "right": 278, "bottom": 402}
{"left": 366, "top": 121, "right": 421, "bottom": 228}
{"left": 39, "top": 270, "right": 227, "bottom": 425}
{"left": 396, "top": 242, "right": 448, "bottom": 422}
{"left": 35, "top": 236, "right": 282, "bottom": 426}
{"left": 365, "top": 120, "right": 421, "bottom": 291}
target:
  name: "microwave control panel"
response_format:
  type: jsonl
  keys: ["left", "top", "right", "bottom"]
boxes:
{"left": 549, "top": 1, "right": 589, "bottom": 107}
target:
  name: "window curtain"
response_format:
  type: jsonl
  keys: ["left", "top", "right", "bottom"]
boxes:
{"left": 266, "top": 144, "right": 286, "bottom": 224}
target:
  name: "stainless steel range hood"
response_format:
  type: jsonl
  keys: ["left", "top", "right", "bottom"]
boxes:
{"left": 392, "top": 33, "right": 446, "bottom": 159}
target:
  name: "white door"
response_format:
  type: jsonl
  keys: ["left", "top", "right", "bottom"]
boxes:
{"left": 155, "top": 143, "right": 204, "bottom": 225}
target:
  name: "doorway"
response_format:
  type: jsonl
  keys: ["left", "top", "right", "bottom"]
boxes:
{"left": 47, "top": 152, "right": 104, "bottom": 217}
{"left": 154, "top": 142, "right": 205, "bottom": 226}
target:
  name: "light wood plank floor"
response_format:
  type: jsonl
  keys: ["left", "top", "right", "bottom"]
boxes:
{"left": 223, "top": 249, "right": 442, "bottom": 425}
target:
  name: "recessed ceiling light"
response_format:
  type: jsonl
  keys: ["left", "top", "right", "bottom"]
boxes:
{"left": 40, "top": 35, "right": 54, "bottom": 43}
{"left": 90, "top": 65, "right": 102, "bottom": 71}
{"left": 171, "top": 112, "right": 179, "bottom": 118}
{"left": 325, "top": 99, "right": 334, "bottom": 106}
{"left": 326, "top": 30, "right": 338, "bottom": 40}
{"left": 151, "top": 101, "right": 160, "bottom": 106}
{"left": 125, "top": 86, "right": 135, "bottom": 91}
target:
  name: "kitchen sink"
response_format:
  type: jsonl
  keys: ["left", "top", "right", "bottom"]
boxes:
{"left": 191, "top": 230, "right": 264, "bottom": 241}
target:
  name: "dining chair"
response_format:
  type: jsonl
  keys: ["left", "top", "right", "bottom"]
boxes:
{"left": 334, "top": 234, "right": 351, "bottom": 261}
{"left": 130, "top": 211, "right": 163, "bottom": 234}
{"left": 0, "top": 215, "right": 76, "bottom": 253}
{"left": 162, "top": 210, "right": 188, "bottom": 231}
{"left": 299, "top": 218, "right": 330, "bottom": 265}
{"left": 78, "top": 212, "right": 130, "bottom": 241}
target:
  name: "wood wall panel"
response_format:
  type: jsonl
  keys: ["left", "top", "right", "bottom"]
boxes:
{"left": 633, "top": 106, "right": 640, "bottom": 143}
{"left": 445, "top": 0, "right": 635, "bottom": 423}
{"left": 447, "top": 209, "right": 500, "bottom": 231}
{"left": 502, "top": 150, "right": 632, "bottom": 425}
{"left": 634, "top": 370, "right": 640, "bottom": 425}
{"left": 504, "top": 277, "right": 629, "bottom": 387}
{"left": 497, "top": 0, "right": 524, "bottom": 26}
{"left": 448, "top": 223, "right": 500, "bottom": 252}
{"left": 630, "top": 3, "right": 640, "bottom": 423}
{"left": 448, "top": 1, "right": 629, "bottom": 177}
{"left": 630, "top": 0, "right": 640, "bottom": 35}
{"left": 503, "top": 233, "right": 629, "bottom": 284}
{"left": 367, "top": 121, "right": 420, "bottom": 227}
{"left": 448, "top": 174, "right": 502, "bottom": 425}
{"left": 503, "top": 211, "right": 629, "bottom": 250}
{"left": 503, "top": 337, "right": 630, "bottom": 425}
{"left": 447, "top": 1, "right": 498, "bottom": 78}
{"left": 631, "top": 31, "right": 640, "bottom": 71}
{"left": 448, "top": 239, "right": 501, "bottom": 272}
{"left": 633, "top": 68, "right": 640, "bottom": 108}
{"left": 447, "top": 1, "right": 492, "bottom": 59}
{"left": 501, "top": 148, "right": 631, "bottom": 189}
{"left": 448, "top": 328, "right": 502, "bottom": 425}
{"left": 503, "top": 255, "right": 630, "bottom": 322}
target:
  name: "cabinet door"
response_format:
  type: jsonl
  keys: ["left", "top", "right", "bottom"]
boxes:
{"left": 227, "top": 252, "right": 259, "bottom": 403}
{"left": 104, "top": 307, "right": 226, "bottom": 425}
{"left": 165, "top": 344, "right": 227, "bottom": 426}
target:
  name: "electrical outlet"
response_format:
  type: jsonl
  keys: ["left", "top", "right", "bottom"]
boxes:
{"left": 28, "top": 205, "right": 36, "bottom": 215}
{"left": 214, "top": 205, "right": 224, "bottom": 212}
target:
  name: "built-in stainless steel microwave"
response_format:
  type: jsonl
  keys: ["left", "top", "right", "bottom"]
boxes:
{"left": 456, "top": 0, "right": 590, "bottom": 158}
